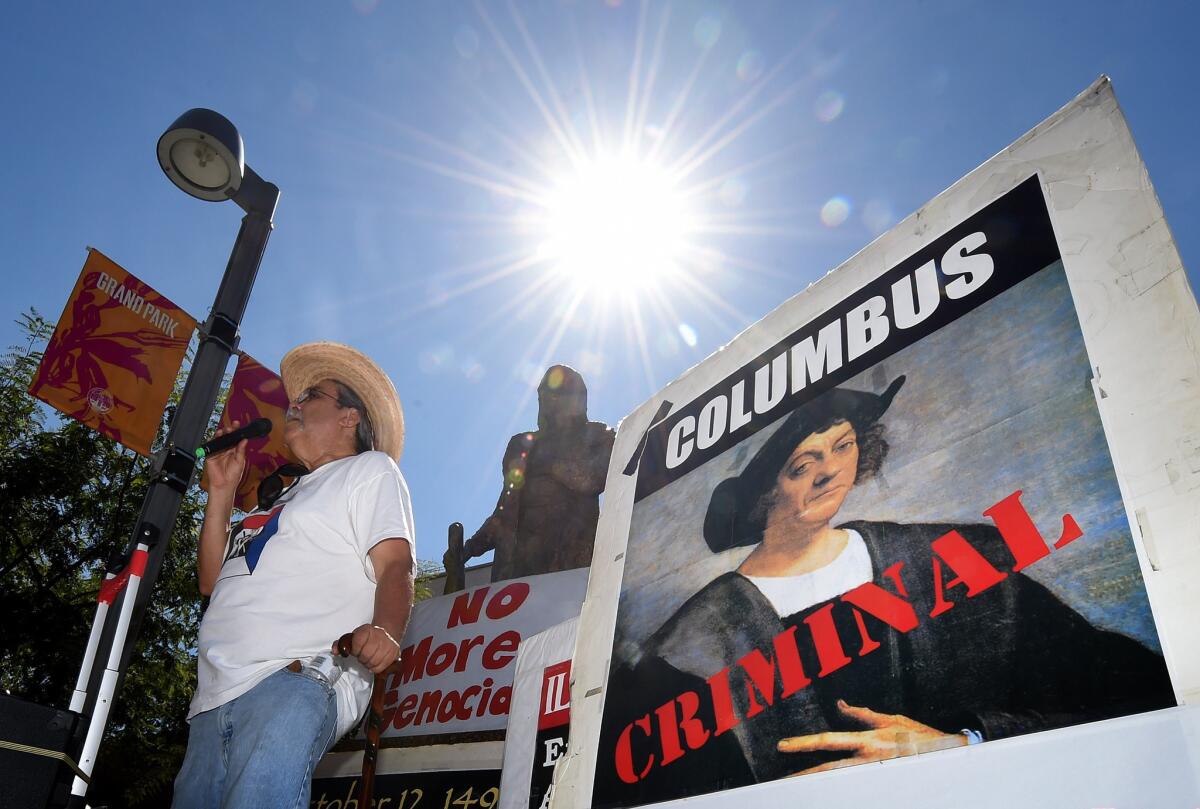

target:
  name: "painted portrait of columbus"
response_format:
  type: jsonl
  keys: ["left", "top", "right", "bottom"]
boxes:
{"left": 595, "top": 374, "right": 1174, "bottom": 805}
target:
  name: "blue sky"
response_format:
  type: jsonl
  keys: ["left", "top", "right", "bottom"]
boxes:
{"left": 2, "top": 1, "right": 1197, "bottom": 567}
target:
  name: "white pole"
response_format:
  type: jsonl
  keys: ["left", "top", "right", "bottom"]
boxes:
{"left": 68, "top": 570, "right": 121, "bottom": 714}
{"left": 69, "top": 544, "right": 149, "bottom": 800}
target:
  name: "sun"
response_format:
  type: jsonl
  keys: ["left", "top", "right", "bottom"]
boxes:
{"left": 536, "top": 152, "right": 696, "bottom": 293}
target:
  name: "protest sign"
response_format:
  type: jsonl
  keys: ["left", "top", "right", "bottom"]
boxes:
{"left": 559, "top": 79, "right": 1199, "bottom": 809}
{"left": 499, "top": 617, "right": 578, "bottom": 809}
{"left": 380, "top": 569, "right": 588, "bottom": 740}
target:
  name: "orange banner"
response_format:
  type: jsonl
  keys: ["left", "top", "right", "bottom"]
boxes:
{"left": 217, "top": 353, "right": 295, "bottom": 512}
{"left": 29, "top": 248, "right": 197, "bottom": 456}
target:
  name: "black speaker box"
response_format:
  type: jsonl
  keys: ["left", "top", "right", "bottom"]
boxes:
{"left": 0, "top": 694, "right": 85, "bottom": 809}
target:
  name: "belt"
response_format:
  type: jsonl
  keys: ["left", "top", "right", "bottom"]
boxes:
{"left": 286, "top": 660, "right": 302, "bottom": 673}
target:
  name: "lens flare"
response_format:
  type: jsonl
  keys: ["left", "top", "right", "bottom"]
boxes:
{"left": 545, "top": 366, "right": 565, "bottom": 389}
{"left": 419, "top": 345, "right": 456, "bottom": 374}
{"left": 815, "top": 90, "right": 845, "bottom": 123}
{"left": 461, "top": 359, "right": 485, "bottom": 382}
{"left": 737, "top": 51, "right": 764, "bottom": 82}
{"left": 820, "top": 196, "right": 851, "bottom": 227}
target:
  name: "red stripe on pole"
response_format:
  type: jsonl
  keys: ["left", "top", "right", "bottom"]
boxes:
{"left": 128, "top": 548, "right": 149, "bottom": 578}
{"left": 97, "top": 572, "right": 129, "bottom": 605}
{"left": 96, "top": 549, "right": 151, "bottom": 604}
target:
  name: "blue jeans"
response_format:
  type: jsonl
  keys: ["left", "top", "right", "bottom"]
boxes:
{"left": 173, "top": 667, "right": 338, "bottom": 809}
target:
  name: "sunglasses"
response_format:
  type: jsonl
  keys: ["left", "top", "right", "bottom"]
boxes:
{"left": 294, "top": 386, "right": 340, "bottom": 406}
{"left": 256, "top": 463, "right": 310, "bottom": 510}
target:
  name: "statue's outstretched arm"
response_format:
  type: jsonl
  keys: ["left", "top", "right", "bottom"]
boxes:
{"left": 463, "top": 495, "right": 518, "bottom": 559}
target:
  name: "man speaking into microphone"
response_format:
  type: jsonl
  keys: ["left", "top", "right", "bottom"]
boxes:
{"left": 173, "top": 342, "right": 416, "bottom": 809}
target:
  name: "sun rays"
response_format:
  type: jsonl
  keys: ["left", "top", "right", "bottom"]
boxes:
{"left": 325, "top": 1, "right": 848, "bottom": 463}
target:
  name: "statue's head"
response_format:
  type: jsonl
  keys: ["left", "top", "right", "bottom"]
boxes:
{"left": 537, "top": 364, "right": 587, "bottom": 432}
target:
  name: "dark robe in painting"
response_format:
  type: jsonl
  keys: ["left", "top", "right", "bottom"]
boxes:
{"left": 593, "top": 521, "right": 1175, "bottom": 808}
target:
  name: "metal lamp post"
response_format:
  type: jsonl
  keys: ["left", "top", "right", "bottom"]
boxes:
{"left": 68, "top": 108, "right": 279, "bottom": 807}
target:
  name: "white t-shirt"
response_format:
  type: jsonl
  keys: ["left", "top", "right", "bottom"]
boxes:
{"left": 189, "top": 451, "right": 416, "bottom": 738}
{"left": 742, "top": 529, "right": 871, "bottom": 616}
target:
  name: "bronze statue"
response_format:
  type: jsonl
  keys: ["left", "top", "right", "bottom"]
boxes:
{"left": 449, "top": 365, "right": 615, "bottom": 584}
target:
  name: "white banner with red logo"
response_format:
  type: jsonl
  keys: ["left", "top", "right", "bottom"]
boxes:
{"left": 499, "top": 617, "right": 579, "bottom": 809}
{"left": 377, "top": 569, "right": 588, "bottom": 740}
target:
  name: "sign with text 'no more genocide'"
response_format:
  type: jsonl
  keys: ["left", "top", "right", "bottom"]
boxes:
{"left": 372, "top": 568, "right": 588, "bottom": 740}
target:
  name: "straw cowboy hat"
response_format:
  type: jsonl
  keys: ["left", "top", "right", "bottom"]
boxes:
{"left": 279, "top": 341, "right": 405, "bottom": 461}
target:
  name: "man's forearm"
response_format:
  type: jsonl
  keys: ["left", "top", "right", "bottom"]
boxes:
{"left": 197, "top": 494, "right": 234, "bottom": 596}
{"left": 372, "top": 557, "right": 415, "bottom": 645}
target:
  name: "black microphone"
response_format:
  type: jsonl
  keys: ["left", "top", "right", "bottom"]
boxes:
{"left": 195, "top": 418, "right": 273, "bottom": 459}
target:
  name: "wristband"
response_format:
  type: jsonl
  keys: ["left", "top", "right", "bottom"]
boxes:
{"left": 372, "top": 625, "right": 401, "bottom": 661}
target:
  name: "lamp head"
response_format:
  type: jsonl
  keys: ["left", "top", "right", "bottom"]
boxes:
{"left": 156, "top": 108, "right": 245, "bottom": 202}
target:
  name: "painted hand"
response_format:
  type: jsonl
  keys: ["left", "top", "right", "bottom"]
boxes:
{"left": 777, "top": 699, "right": 968, "bottom": 775}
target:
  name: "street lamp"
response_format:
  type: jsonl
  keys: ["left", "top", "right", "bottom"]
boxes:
{"left": 68, "top": 109, "right": 279, "bottom": 808}
{"left": 156, "top": 107, "right": 279, "bottom": 215}
{"left": 157, "top": 108, "right": 244, "bottom": 201}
